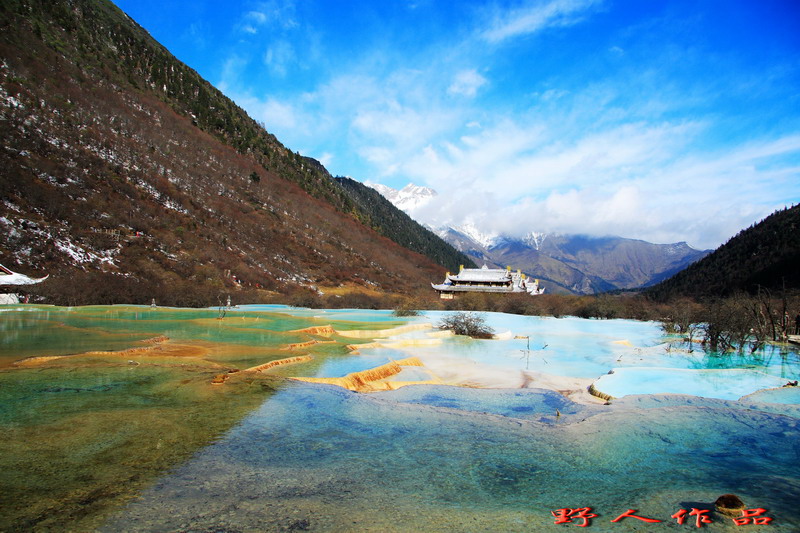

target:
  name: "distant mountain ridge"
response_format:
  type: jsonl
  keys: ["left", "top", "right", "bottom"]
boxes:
{"left": 369, "top": 182, "right": 710, "bottom": 294}
{"left": 647, "top": 204, "right": 800, "bottom": 300}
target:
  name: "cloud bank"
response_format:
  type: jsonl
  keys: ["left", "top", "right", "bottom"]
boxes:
{"left": 161, "top": 0, "right": 800, "bottom": 250}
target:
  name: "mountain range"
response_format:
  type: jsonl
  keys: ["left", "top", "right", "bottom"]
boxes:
{"left": 369, "top": 183, "right": 710, "bottom": 294}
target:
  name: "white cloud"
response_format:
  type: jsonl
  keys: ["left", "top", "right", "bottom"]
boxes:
{"left": 352, "top": 101, "right": 457, "bottom": 147}
{"left": 400, "top": 129, "right": 800, "bottom": 249}
{"left": 316, "top": 152, "right": 334, "bottom": 167}
{"left": 247, "top": 10, "right": 268, "bottom": 25}
{"left": 225, "top": 46, "right": 798, "bottom": 249}
{"left": 217, "top": 55, "right": 248, "bottom": 93}
{"left": 229, "top": 92, "right": 305, "bottom": 134}
{"left": 359, "top": 146, "right": 400, "bottom": 176}
{"left": 238, "top": 2, "right": 298, "bottom": 34}
{"left": 447, "top": 69, "right": 488, "bottom": 97}
{"left": 263, "top": 40, "right": 296, "bottom": 77}
{"left": 481, "top": 0, "right": 603, "bottom": 43}
{"left": 539, "top": 88, "right": 569, "bottom": 101}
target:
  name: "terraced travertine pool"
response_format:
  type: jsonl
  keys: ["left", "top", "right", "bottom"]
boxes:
{"left": 1, "top": 304, "right": 798, "bottom": 532}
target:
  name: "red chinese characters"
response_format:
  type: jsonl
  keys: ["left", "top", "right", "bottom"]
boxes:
{"left": 672, "top": 508, "right": 713, "bottom": 527}
{"left": 550, "top": 506, "right": 774, "bottom": 527}
{"left": 552, "top": 508, "right": 598, "bottom": 527}
{"left": 733, "top": 508, "right": 773, "bottom": 526}
{"left": 610, "top": 509, "right": 662, "bottom": 523}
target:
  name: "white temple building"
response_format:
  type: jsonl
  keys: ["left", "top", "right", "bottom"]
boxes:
{"left": 0, "top": 264, "right": 49, "bottom": 304}
{"left": 432, "top": 265, "right": 544, "bottom": 299}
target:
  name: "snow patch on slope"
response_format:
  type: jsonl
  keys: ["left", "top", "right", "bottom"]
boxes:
{"left": 449, "top": 221, "right": 499, "bottom": 249}
{"left": 522, "top": 232, "right": 548, "bottom": 250}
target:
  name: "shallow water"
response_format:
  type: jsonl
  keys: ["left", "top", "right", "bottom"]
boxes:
{"left": 1, "top": 304, "right": 798, "bottom": 532}
{"left": 350, "top": 311, "right": 800, "bottom": 400}
{"left": 595, "top": 367, "right": 791, "bottom": 401}
{"left": 102, "top": 383, "right": 800, "bottom": 532}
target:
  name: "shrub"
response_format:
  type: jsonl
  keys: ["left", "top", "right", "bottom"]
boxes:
{"left": 287, "top": 288, "right": 323, "bottom": 309}
{"left": 438, "top": 311, "right": 494, "bottom": 339}
{"left": 335, "top": 292, "right": 382, "bottom": 309}
{"left": 498, "top": 294, "right": 532, "bottom": 315}
{"left": 393, "top": 298, "right": 421, "bottom": 317}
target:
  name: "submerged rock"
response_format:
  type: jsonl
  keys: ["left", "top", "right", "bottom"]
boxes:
{"left": 715, "top": 493, "right": 745, "bottom": 517}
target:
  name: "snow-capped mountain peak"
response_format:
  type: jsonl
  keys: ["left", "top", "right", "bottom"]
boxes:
{"left": 367, "top": 182, "right": 437, "bottom": 213}
{"left": 366, "top": 182, "right": 501, "bottom": 249}
{"left": 367, "top": 182, "right": 399, "bottom": 201}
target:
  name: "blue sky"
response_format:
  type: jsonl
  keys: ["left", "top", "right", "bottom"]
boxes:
{"left": 113, "top": 0, "right": 800, "bottom": 249}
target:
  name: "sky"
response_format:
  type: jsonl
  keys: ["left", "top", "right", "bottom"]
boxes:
{"left": 113, "top": 0, "right": 800, "bottom": 249}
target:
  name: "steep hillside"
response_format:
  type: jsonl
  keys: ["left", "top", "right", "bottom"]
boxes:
{"left": 334, "top": 178, "right": 476, "bottom": 273}
{"left": 647, "top": 205, "right": 800, "bottom": 300}
{"left": 0, "top": 0, "right": 448, "bottom": 305}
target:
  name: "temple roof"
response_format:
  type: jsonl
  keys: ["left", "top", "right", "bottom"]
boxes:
{"left": 449, "top": 265, "right": 512, "bottom": 282}
{"left": 0, "top": 264, "right": 49, "bottom": 286}
{"left": 432, "top": 264, "right": 544, "bottom": 295}
{"left": 431, "top": 283, "right": 523, "bottom": 293}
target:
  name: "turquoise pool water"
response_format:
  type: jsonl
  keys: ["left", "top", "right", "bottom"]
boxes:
{"left": 275, "top": 309, "right": 799, "bottom": 401}
{"left": 2, "top": 304, "right": 798, "bottom": 532}
{"left": 258, "top": 307, "right": 800, "bottom": 395}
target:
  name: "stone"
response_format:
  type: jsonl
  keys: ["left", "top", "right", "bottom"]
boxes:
{"left": 714, "top": 494, "right": 745, "bottom": 518}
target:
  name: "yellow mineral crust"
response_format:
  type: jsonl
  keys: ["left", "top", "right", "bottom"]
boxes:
{"left": 293, "top": 356, "right": 436, "bottom": 392}
{"left": 13, "top": 355, "right": 68, "bottom": 366}
{"left": 143, "top": 335, "right": 170, "bottom": 344}
{"left": 289, "top": 325, "right": 336, "bottom": 336}
{"left": 213, "top": 354, "right": 314, "bottom": 385}
{"left": 335, "top": 323, "right": 433, "bottom": 339}
{"left": 346, "top": 342, "right": 382, "bottom": 353}
{"left": 244, "top": 355, "right": 313, "bottom": 373}
{"left": 345, "top": 338, "right": 442, "bottom": 354}
{"left": 588, "top": 383, "right": 615, "bottom": 401}
{"left": 281, "top": 340, "right": 318, "bottom": 350}
{"left": 80, "top": 343, "right": 208, "bottom": 359}
{"left": 12, "top": 337, "right": 208, "bottom": 366}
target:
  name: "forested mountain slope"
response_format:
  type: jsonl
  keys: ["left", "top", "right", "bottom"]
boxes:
{"left": 0, "top": 0, "right": 454, "bottom": 305}
{"left": 647, "top": 204, "right": 800, "bottom": 300}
